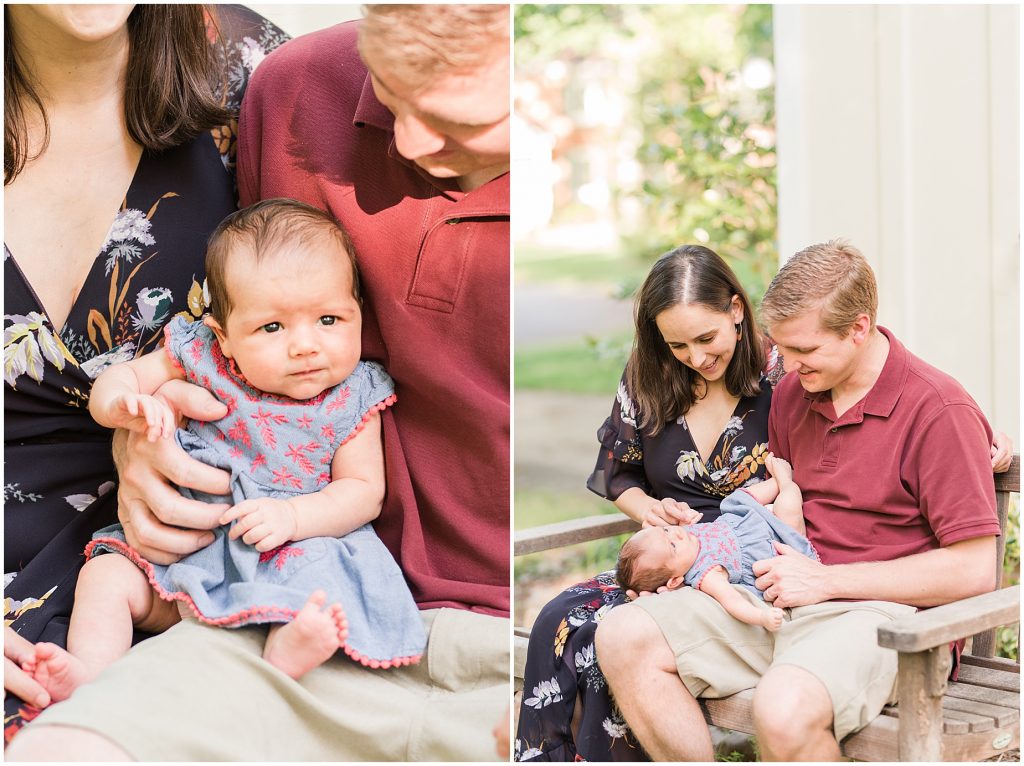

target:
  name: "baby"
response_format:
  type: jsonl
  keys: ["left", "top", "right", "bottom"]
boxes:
{"left": 616, "top": 455, "right": 818, "bottom": 631}
{"left": 24, "top": 198, "right": 426, "bottom": 703}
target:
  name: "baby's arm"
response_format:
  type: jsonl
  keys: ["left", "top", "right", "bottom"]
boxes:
{"left": 89, "top": 350, "right": 185, "bottom": 442}
{"left": 698, "top": 566, "right": 784, "bottom": 631}
{"left": 222, "top": 411, "right": 386, "bottom": 551}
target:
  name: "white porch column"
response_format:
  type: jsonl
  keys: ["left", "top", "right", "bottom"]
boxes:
{"left": 774, "top": 5, "right": 1019, "bottom": 440}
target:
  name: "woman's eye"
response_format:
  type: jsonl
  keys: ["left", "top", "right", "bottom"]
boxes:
{"left": 319, "top": 316, "right": 337, "bottom": 326}
{"left": 261, "top": 322, "right": 281, "bottom": 333}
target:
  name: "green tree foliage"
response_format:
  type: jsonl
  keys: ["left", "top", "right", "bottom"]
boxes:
{"left": 515, "top": 5, "right": 778, "bottom": 304}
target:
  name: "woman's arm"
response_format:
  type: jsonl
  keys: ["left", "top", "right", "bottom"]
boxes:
{"left": 698, "top": 567, "right": 784, "bottom": 631}
{"left": 221, "top": 412, "right": 386, "bottom": 550}
{"left": 613, "top": 487, "right": 703, "bottom": 527}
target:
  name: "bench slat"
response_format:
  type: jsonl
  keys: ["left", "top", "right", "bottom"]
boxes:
{"left": 940, "top": 696, "right": 1019, "bottom": 727}
{"left": 955, "top": 662, "right": 1021, "bottom": 692}
{"left": 961, "top": 654, "right": 1021, "bottom": 674}
{"left": 877, "top": 586, "right": 1020, "bottom": 652}
{"left": 514, "top": 514, "right": 639, "bottom": 556}
{"left": 945, "top": 681, "right": 1019, "bottom": 708}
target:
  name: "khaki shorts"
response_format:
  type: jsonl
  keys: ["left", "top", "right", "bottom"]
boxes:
{"left": 633, "top": 585, "right": 916, "bottom": 740}
{"left": 30, "top": 607, "right": 509, "bottom": 761}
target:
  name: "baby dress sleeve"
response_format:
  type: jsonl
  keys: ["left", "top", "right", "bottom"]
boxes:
{"left": 162, "top": 315, "right": 208, "bottom": 379}
{"left": 324, "top": 361, "right": 397, "bottom": 450}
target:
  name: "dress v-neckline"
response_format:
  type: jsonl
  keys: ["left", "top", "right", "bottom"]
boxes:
{"left": 4, "top": 152, "right": 145, "bottom": 335}
{"left": 680, "top": 394, "right": 745, "bottom": 467}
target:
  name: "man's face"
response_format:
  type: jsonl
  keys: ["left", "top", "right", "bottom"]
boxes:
{"left": 362, "top": 46, "right": 510, "bottom": 190}
{"left": 768, "top": 308, "right": 862, "bottom": 394}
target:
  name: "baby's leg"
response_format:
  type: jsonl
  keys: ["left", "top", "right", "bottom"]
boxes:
{"left": 25, "top": 554, "right": 179, "bottom": 702}
{"left": 263, "top": 590, "right": 349, "bottom": 680}
{"left": 765, "top": 454, "right": 805, "bottom": 534}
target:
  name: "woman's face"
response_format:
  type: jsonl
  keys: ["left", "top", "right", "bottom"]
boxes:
{"left": 13, "top": 5, "right": 135, "bottom": 44}
{"left": 655, "top": 296, "right": 743, "bottom": 383}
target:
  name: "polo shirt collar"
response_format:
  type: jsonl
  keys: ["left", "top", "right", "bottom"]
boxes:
{"left": 802, "top": 325, "right": 907, "bottom": 420}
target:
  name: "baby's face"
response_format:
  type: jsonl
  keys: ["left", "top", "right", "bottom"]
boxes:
{"left": 209, "top": 243, "right": 362, "bottom": 400}
{"left": 633, "top": 524, "right": 701, "bottom": 579}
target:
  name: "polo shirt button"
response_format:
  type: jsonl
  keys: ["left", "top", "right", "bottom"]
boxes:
{"left": 446, "top": 218, "right": 461, "bottom": 225}
{"left": 831, "top": 427, "right": 838, "bottom": 433}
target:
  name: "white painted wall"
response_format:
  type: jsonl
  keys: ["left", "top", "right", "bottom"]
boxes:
{"left": 247, "top": 4, "right": 361, "bottom": 39}
{"left": 774, "top": 4, "right": 1020, "bottom": 441}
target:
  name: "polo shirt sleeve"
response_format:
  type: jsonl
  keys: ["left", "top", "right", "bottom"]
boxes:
{"left": 904, "top": 403, "right": 1000, "bottom": 547}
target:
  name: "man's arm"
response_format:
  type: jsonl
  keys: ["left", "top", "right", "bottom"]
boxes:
{"left": 753, "top": 534, "right": 996, "bottom": 608}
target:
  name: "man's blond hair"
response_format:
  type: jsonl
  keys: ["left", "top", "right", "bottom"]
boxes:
{"left": 761, "top": 239, "right": 878, "bottom": 336}
{"left": 358, "top": 5, "right": 509, "bottom": 88}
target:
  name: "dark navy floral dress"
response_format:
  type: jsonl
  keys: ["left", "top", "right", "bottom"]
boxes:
{"left": 3, "top": 6, "right": 288, "bottom": 742}
{"left": 515, "top": 350, "right": 783, "bottom": 762}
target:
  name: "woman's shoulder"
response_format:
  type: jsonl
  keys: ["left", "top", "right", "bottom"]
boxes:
{"left": 207, "top": 5, "right": 291, "bottom": 112}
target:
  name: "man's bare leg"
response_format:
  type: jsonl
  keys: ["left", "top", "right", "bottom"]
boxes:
{"left": 752, "top": 665, "right": 840, "bottom": 761}
{"left": 5, "top": 725, "right": 133, "bottom": 761}
{"left": 595, "top": 603, "right": 714, "bottom": 761}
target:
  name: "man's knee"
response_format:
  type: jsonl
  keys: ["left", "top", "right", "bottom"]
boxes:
{"left": 753, "top": 665, "right": 834, "bottom": 750}
{"left": 6, "top": 724, "right": 132, "bottom": 762}
{"left": 594, "top": 604, "right": 669, "bottom": 679}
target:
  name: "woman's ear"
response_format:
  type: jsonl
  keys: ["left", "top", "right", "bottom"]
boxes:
{"left": 730, "top": 294, "right": 744, "bottom": 325}
{"left": 203, "top": 315, "right": 232, "bottom": 358}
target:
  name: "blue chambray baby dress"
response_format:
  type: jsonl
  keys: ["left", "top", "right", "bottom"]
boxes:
{"left": 88, "top": 317, "right": 426, "bottom": 667}
{"left": 682, "top": 488, "right": 820, "bottom": 599}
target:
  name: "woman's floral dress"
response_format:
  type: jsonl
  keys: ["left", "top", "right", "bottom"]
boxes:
{"left": 3, "top": 6, "right": 288, "bottom": 742}
{"left": 515, "top": 350, "right": 783, "bottom": 762}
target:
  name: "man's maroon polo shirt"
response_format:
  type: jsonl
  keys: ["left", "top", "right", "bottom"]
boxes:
{"left": 768, "top": 327, "right": 998, "bottom": 566}
{"left": 238, "top": 22, "right": 509, "bottom": 616}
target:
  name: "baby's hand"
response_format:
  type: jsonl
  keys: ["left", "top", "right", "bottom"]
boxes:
{"left": 221, "top": 498, "right": 298, "bottom": 552}
{"left": 111, "top": 393, "right": 176, "bottom": 442}
{"left": 761, "top": 606, "right": 785, "bottom": 632}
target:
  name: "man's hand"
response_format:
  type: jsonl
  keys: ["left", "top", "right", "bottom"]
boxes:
{"left": 640, "top": 498, "right": 703, "bottom": 528}
{"left": 221, "top": 498, "right": 298, "bottom": 552}
{"left": 114, "top": 379, "right": 231, "bottom": 565}
{"left": 4, "top": 628, "right": 49, "bottom": 709}
{"left": 752, "top": 542, "right": 832, "bottom": 608}
{"left": 991, "top": 431, "right": 1013, "bottom": 473}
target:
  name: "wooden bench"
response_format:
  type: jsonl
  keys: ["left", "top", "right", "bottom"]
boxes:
{"left": 514, "top": 456, "right": 1020, "bottom": 761}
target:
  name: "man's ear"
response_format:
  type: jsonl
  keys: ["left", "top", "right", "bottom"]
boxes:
{"left": 204, "top": 315, "right": 232, "bottom": 358}
{"left": 665, "top": 574, "right": 685, "bottom": 591}
{"left": 848, "top": 313, "right": 872, "bottom": 345}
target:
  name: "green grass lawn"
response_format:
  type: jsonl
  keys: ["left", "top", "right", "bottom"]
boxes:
{"left": 515, "top": 332, "right": 632, "bottom": 394}
{"left": 515, "top": 243, "right": 649, "bottom": 294}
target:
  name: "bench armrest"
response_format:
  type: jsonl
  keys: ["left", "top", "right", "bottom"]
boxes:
{"left": 514, "top": 513, "right": 640, "bottom": 556}
{"left": 877, "top": 585, "right": 1020, "bottom": 653}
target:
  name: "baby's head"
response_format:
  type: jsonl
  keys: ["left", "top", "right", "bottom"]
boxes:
{"left": 204, "top": 198, "right": 362, "bottom": 400}
{"left": 616, "top": 524, "right": 701, "bottom": 594}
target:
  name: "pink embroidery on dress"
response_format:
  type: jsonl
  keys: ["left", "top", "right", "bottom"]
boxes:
{"left": 189, "top": 339, "right": 203, "bottom": 366}
{"left": 228, "top": 445, "right": 243, "bottom": 459}
{"left": 251, "top": 453, "right": 267, "bottom": 470}
{"left": 226, "top": 417, "right": 253, "bottom": 448}
{"left": 317, "top": 471, "right": 332, "bottom": 485}
{"left": 271, "top": 467, "right": 303, "bottom": 489}
{"left": 252, "top": 407, "right": 288, "bottom": 449}
{"left": 296, "top": 414, "right": 313, "bottom": 429}
{"left": 257, "top": 544, "right": 304, "bottom": 571}
{"left": 215, "top": 388, "right": 237, "bottom": 416}
{"left": 284, "top": 443, "right": 316, "bottom": 475}
{"left": 326, "top": 387, "right": 351, "bottom": 414}
{"left": 320, "top": 423, "right": 336, "bottom": 442}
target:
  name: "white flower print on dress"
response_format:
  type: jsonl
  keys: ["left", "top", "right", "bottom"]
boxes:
{"left": 239, "top": 36, "right": 266, "bottom": 72}
{"left": 103, "top": 209, "right": 156, "bottom": 275}
{"left": 676, "top": 450, "right": 709, "bottom": 482}
{"left": 616, "top": 380, "right": 637, "bottom": 427}
{"left": 4, "top": 312, "right": 77, "bottom": 388}
{"left": 602, "top": 717, "right": 628, "bottom": 739}
{"left": 131, "top": 287, "right": 174, "bottom": 332}
{"left": 723, "top": 415, "right": 744, "bottom": 437}
{"left": 524, "top": 677, "right": 563, "bottom": 709}
{"left": 575, "top": 643, "right": 596, "bottom": 672}
{"left": 80, "top": 342, "right": 137, "bottom": 380}
{"left": 64, "top": 481, "right": 116, "bottom": 511}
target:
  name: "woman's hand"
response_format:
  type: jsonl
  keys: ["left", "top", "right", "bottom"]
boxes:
{"left": 640, "top": 498, "right": 703, "bottom": 528}
{"left": 4, "top": 628, "right": 49, "bottom": 709}
{"left": 991, "top": 431, "right": 1013, "bottom": 473}
{"left": 114, "top": 379, "right": 231, "bottom": 565}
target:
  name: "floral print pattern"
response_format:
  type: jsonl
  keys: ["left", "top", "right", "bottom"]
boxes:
{"left": 3, "top": 6, "right": 289, "bottom": 741}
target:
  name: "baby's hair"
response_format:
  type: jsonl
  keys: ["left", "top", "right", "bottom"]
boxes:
{"left": 616, "top": 534, "right": 675, "bottom": 595}
{"left": 205, "top": 198, "right": 360, "bottom": 326}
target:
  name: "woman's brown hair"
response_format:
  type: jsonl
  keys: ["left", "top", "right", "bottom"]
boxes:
{"left": 626, "top": 245, "right": 765, "bottom": 435}
{"left": 5, "top": 5, "right": 231, "bottom": 185}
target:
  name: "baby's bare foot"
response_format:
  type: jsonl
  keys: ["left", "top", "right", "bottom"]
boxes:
{"left": 766, "top": 453, "right": 793, "bottom": 488}
{"left": 263, "top": 591, "right": 348, "bottom": 680}
{"left": 26, "top": 642, "right": 94, "bottom": 703}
